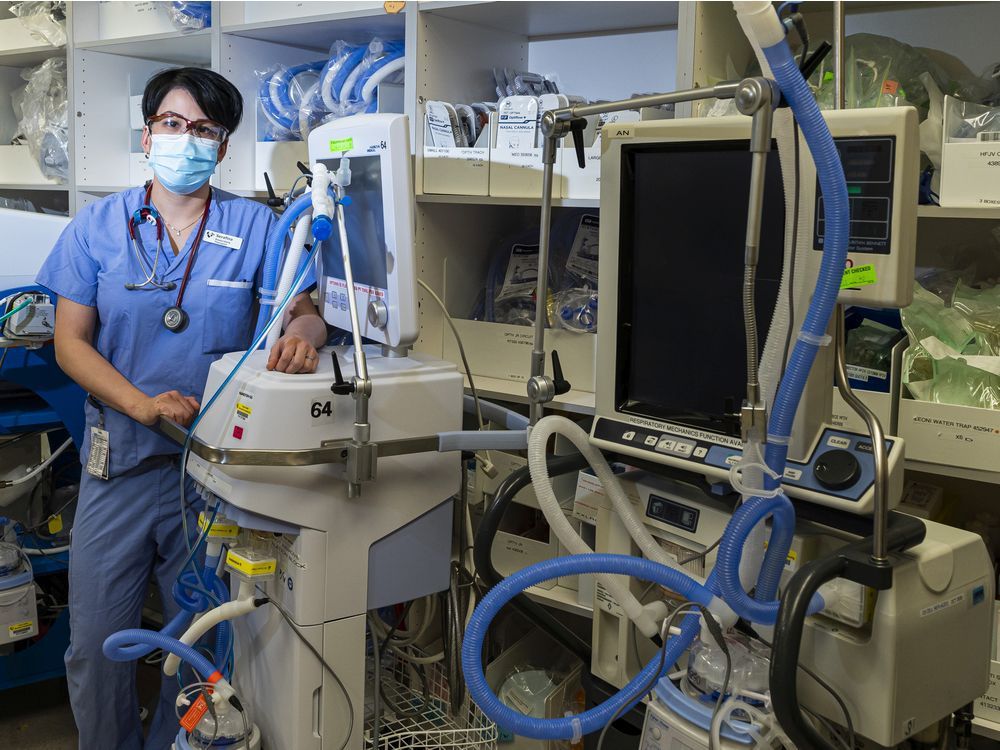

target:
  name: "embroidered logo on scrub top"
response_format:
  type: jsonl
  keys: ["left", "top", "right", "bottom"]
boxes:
{"left": 204, "top": 230, "right": 243, "bottom": 250}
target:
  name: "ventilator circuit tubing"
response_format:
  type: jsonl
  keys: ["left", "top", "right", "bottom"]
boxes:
{"left": 104, "top": 630, "right": 227, "bottom": 689}
{"left": 254, "top": 189, "right": 318, "bottom": 344}
{"left": 715, "top": 2, "right": 850, "bottom": 625}
{"left": 462, "top": 554, "right": 713, "bottom": 741}
{"left": 265, "top": 211, "right": 312, "bottom": 351}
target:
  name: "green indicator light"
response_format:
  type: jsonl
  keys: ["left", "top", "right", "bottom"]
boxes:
{"left": 848, "top": 185, "right": 862, "bottom": 195}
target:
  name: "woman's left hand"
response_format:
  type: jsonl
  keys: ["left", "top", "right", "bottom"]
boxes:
{"left": 267, "top": 335, "right": 319, "bottom": 374}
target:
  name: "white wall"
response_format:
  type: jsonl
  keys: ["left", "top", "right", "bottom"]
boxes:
{"left": 528, "top": 28, "right": 677, "bottom": 102}
{"left": 847, "top": 3, "right": 1000, "bottom": 77}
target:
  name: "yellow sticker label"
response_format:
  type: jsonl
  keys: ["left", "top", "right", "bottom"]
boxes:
{"left": 47, "top": 514, "right": 63, "bottom": 535}
{"left": 236, "top": 402, "right": 252, "bottom": 419}
{"left": 841, "top": 264, "right": 878, "bottom": 289}
{"left": 198, "top": 513, "right": 239, "bottom": 539}
{"left": 9, "top": 621, "right": 33, "bottom": 637}
{"left": 329, "top": 137, "right": 354, "bottom": 153}
{"left": 226, "top": 550, "right": 277, "bottom": 577}
{"left": 383, "top": 0, "right": 405, "bottom": 13}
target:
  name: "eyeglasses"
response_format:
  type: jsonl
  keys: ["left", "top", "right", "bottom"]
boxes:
{"left": 146, "top": 112, "right": 229, "bottom": 143}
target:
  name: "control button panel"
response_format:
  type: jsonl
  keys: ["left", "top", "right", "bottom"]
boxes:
{"left": 592, "top": 418, "right": 894, "bottom": 505}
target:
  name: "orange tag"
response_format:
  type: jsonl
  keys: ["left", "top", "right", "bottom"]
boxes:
{"left": 384, "top": 1, "right": 405, "bottom": 13}
{"left": 882, "top": 79, "right": 899, "bottom": 95}
{"left": 181, "top": 694, "right": 209, "bottom": 732}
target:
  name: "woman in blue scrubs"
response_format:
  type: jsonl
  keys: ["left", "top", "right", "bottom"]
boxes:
{"left": 36, "top": 68, "right": 328, "bottom": 749}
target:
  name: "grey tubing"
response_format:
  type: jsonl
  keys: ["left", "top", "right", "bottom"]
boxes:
{"left": 438, "top": 430, "right": 528, "bottom": 453}
{"left": 464, "top": 395, "right": 530, "bottom": 431}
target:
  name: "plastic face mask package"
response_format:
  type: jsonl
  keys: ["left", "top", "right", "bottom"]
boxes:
{"left": 901, "top": 281, "right": 1000, "bottom": 410}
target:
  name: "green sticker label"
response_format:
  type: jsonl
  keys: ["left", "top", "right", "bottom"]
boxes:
{"left": 329, "top": 137, "right": 354, "bottom": 153}
{"left": 841, "top": 264, "right": 878, "bottom": 289}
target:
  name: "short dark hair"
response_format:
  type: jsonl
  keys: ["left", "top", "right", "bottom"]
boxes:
{"left": 142, "top": 67, "right": 243, "bottom": 136}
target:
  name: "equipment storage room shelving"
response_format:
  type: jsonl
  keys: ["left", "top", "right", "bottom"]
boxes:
{"left": 2, "top": 0, "right": 1000, "bottom": 598}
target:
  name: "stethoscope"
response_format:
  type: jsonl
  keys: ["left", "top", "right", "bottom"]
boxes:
{"left": 125, "top": 183, "right": 212, "bottom": 334}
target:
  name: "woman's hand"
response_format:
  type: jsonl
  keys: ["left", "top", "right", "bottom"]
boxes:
{"left": 129, "top": 391, "right": 201, "bottom": 427}
{"left": 267, "top": 334, "right": 319, "bottom": 374}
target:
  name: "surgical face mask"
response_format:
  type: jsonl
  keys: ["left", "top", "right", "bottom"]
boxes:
{"left": 148, "top": 133, "right": 220, "bottom": 195}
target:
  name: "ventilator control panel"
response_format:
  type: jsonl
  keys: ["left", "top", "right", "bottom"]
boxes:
{"left": 591, "top": 416, "right": 899, "bottom": 515}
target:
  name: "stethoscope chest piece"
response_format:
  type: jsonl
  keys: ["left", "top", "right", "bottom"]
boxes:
{"left": 162, "top": 306, "right": 190, "bottom": 333}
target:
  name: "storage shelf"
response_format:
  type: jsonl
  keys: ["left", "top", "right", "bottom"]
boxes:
{"left": 0, "top": 183, "right": 67, "bottom": 191}
{"left": 75, "top": 29, "right": 211, "bottom": 65}
{"left": 906, "top": 460, "right": 1000, "bottom": 486}
{"left": 525, "top": 584, "right": 592, "bottom": 618}
{"left": 917, "top": 205, "right": 1000, "bottom": 220}
{"left": 222, "top": 9, "right": 405, "bottom": 51}
{"left": 465, "top": 375, "right": 595, "bottom": 415}
{"left": 420, "top": 1, "right": 680, "bottom": 37}
{"left": 417, "top": 193, "right": 599, "bottom": 209}
{"left": 0, "top": 44, "right": 64, "bottom": 67}
{"left": 75, "top": 185, "right": 127, "bottom": 194}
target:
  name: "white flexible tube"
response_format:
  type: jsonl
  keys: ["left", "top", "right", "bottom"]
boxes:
{"left": 528, "top": 416, "right": 668, "bottom": 638}
{"left": 733, "top": 1, "right": 786, "bottom": 47}
{"left": 264, "top": 212, "right": 312, "bottom": 351}
{"left": 360, "top": 57, "right": 405, "bottom": 106}
{"left": 163, "top": 579, "right": 256, "bottom": 677}
{"left": 2, "top": 438, "right": 72, "bottom": 488}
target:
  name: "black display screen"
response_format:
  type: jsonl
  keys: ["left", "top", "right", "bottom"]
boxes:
{"left": 616, "top": 141, "right": 786, "bottom": 436}
{"left": 646, "top": 494, "right": 699, "bottom": 533}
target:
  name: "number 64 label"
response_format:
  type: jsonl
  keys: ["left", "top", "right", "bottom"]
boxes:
{"left": 310, "top": 400, "right": 335, "bottom": 423}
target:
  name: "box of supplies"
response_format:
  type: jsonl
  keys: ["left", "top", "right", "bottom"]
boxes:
{"left": 486, "top": 635, "right": 584, "bottom": 750}
{"left": 253, "top": 141, "right": 308, "bottom": 193}
{"left": 489, "top": 113, "right": 562, "bottom": 199}
{"left": 939, "top": 95, "right": 1000, "bottom": 208}
{"left": 898, "top": 347, "right": 1000, "bottom": 473}
{"left": 98, "top": 1, "right": 178, "bottom": 40}
{"left": 831, "top": 338, "right": 906, "bottom": 434}
{"left": 443, "top": 319, "right": 597, "bottom": 393}
{"left": 421, "top": 109, "right": 489, "bottom": 196}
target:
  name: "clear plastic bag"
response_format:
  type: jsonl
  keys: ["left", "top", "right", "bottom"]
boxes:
{"left": 9, "top": 1, "right": 66, "bottom": 47}
{"left": 166, "top": 1, "right": 211, "bottom": 33}
{"left": 952, "top": 282, "right": 1000, "bottom": 355}
{"left": 845, "top": 319, "right": 898, "bottom": 373}
{"left": 16, "top": 57, "right": 68, "bottom": 182}
{"left": 553, "top": 289, "right": 597, "bottom": 334}
{"left": 338, "top": 38, "right": 405, "bottom": 116}
{"left": 900, "top": 284, "right": 974, "bottom": 353}
{"left": 943, "top": 95, "right": 1000, "bottom": 143}
{"left": 256, "top": 62, "right": 325, "bottom": 141}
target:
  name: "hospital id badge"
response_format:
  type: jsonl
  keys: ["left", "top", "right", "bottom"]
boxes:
{"left": 86, "top": 426, "right": 110, "bottom": 480}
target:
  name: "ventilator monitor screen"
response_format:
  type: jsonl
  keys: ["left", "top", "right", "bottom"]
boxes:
{"left": 317, "top": 155, "right": 390, "bottom": 296}
{"left": 616, "top": 141, "right": 785, "bottom": 437}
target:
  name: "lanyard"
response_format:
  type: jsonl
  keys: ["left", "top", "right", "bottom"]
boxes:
{"left": 142, "top": 183, "right": 213, "bottom": 333}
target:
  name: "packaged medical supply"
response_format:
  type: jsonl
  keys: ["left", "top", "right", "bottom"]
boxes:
{"left": 901, "top": 281, "right": 1000, "bottom": 410}
{"left": 15, "top": 57, "right": 68, "bottom": 183}
{"left": 9, "top": 1, "right": 66, "bottom": 47}
{"left": 939, "top": 95, "right": 1000, "bottom": 207}
{"left": 166, "top": 1, "right": 211, "bottom": 32}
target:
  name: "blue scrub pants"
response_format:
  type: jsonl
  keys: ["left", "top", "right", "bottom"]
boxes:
{"left": 65, "top": 456, "right": 201, "bottom": 750}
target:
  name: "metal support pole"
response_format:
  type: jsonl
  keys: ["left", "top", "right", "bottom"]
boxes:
{"left": 833, "top": 0, "right": 846, "bottom": 110}
{"left": 333, "top": 185, "right": 375, "bottom": 496}
{"left": 835, "top": 306, "right": 890, "bottom": 564}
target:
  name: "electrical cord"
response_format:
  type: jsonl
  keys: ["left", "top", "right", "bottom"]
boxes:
{"left": 270, "top": 600, "right": 354, "bottom": 750}
{"left": 750, "top": 631, "right": 855, "bottom": 750}
{"left": 417, "top": 278, "right": 493, "bottom": 472}
{"left": 780, "top": 120, "right": 800, "bottom": 383}
{"left": 596, "top": 603, "right": 704, "bottom": 750}
{"left": 368, "top": 617, "right": 384, "bottom": 750}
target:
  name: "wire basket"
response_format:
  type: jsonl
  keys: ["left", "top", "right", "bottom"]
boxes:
{"left": 364, "top": 652, "right": 498, "bottom": 750}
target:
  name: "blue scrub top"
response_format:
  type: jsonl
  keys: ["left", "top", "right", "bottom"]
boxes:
{"left": 37, "top": 186, "right": 279, "bottom": 477}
